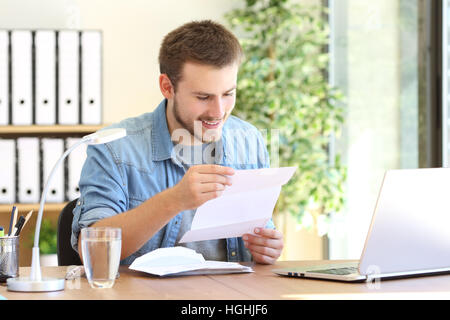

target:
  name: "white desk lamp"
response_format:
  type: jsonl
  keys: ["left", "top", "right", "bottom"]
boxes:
{"left": 7, "top": 128, "right": 126, "bottom": 292}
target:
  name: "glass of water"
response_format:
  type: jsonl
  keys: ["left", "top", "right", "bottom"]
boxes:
{"left": 80, "top": 227, "right": 121, "bottom": 289}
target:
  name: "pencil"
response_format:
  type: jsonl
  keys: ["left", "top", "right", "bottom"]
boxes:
{"left": 7, "top": 206, "right": 16, "bottom": 236}
{"left": 22, "top": 210, "right": 33, "bottom": 230}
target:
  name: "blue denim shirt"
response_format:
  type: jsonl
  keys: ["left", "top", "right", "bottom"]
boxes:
{"left": 71, "top": 99, "right": 273, "bottom": 265}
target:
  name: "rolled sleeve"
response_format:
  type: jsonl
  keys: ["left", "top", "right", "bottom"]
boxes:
{"left": 70, "top": 142, "right": 128, "bottom": 253}
{"left": 71, "top": 204, "right": 117, "bottom": 253}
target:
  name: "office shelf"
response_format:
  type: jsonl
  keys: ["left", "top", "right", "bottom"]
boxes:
{"left": 0, "top": 125, "right": 105, "bottom": 137}
{"left": 0, "top": 203, "right": 67, "bottom": 214}
{"left": 0, "top": 124, "right": 101, "bottom": 215}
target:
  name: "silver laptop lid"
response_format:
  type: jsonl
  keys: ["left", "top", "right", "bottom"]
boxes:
{"left": 359, "top": 168, "right": 450, "bottom": 276}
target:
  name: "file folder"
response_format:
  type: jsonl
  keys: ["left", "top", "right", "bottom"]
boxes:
{"left": 66, "top": 137, "right": 87, "bottom": 201}
{"left": 11, "top": 30, "right": 33, "bottom": 125}
{"left": 17, "top": 137, "right": 40, "bottom": 203}
{"left": 41, "top": 138, "right": 65, "bottom": 203}
{"left": 35, "top": 30, "right": 56, "bottom": 125}
{"left": 58, "top": 30, "right": 79, "bottom": 125}
{"left": 0, "top": 139, "right": 16, "bottom": 203}
{"left": 81, "top": 30, "right": 102, "bottom": 125}
{"left": 0, "top": 31, "right": 8, "bottom": 125}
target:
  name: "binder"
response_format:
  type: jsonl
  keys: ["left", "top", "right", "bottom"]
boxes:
{"left": 81, "top": 30, "right": 102, "bottom": 125}
{"left": 66, "top": 137, "right": 87, "bottom": 201}
{"left": 35, "top": 30, "right": 56, "bottom": 125}
{"left": 17, "top": 137, "right": 40, "bottom": 203}
{"left": 0, "top": 31, "right": 8, "bottom": 125}
{"left": 41, "top": 138, "right": 65, "bottom": 203}
{"left": 11, "top": 30, "right": 33, "bottom": 125}
{"left": 0, "top": 139, "right": 16, "bottom": 203}
{"left": 58, "top": 30, "right": 79, "bottom": 125}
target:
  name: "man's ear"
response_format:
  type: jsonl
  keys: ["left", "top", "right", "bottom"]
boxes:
{"left": 159, "top": 74, "right": 175, "bottom": 99}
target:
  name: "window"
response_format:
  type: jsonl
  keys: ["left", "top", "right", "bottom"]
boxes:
{"left": 328, "top": 0, "right": 428, "bottom": 258}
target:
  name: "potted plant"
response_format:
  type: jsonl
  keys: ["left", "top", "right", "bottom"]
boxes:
{"left": 225, "top": 0, "right": 346, "bottom": 234}
{"left": 30, "top": 218, "right": 58, "bottom": 266}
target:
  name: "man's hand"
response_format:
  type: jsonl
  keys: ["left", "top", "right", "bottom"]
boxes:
{"left": 243, "top": 228, "right": 284, "bottom": 264}
{"left": 172, "top": 164, "right": 234, "bottom": 211}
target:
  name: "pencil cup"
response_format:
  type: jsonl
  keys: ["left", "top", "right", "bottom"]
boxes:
{"left": 0, "top": 236, "right": 19, "bottom": 283}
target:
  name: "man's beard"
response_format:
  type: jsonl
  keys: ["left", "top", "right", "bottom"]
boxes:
{"left": 172, "top": 96, "right": 227, "bottom": 143}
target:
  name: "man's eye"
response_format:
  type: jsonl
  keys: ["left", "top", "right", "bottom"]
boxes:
{"left": 197, "top": 96, "right": 209, "bottom": 101}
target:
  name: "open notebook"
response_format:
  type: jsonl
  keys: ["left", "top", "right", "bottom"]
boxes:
{"left": 129, "top": 247, "right": 253, "bottom": 277}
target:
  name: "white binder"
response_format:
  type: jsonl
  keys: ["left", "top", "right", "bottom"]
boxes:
{"left": 17, "top": 137, "right": 40, "bottom": 203}
{"left": 0, "top": 139, "right": 16, "bottom": 203}
{"left": 58, "top": 30, "right": 79, "bottom": 125}
{"left": 66, "top": 137, "right": 87, "bottom": 201}
{"left": 0, "top": 31, "right": 8, "bottom": 125}
{"left": 81, "top": 31, "right": 102, "bottom": 125}
{"left": 41, "top": 138, "right": 65, "bottom": 203}
{"left": 11, "top": 30, "right": 33, "bottom": 125}
{"left": 35, "top": 30, "right": 56, "bottom": 125}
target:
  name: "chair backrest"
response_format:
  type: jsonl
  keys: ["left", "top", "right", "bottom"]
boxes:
{"left": 57, "top": 198, "right": 82, "bottom": 266}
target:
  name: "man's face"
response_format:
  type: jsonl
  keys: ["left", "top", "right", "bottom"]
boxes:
{"left": 168, "top": 61, "right": 238, "bottom": 143}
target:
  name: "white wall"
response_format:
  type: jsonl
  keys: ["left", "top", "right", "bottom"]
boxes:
{"left": 73, "top": 0, "right": 241, "bottom": 123}
{"left": 0, "top": 0, "right": 74, "bottom": 29}
{"left": 0, "top": 0, "right": 241, "bottom": 123}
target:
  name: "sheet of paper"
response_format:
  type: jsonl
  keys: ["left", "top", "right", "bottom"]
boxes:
{"left": 129, "top": 247, "right": 253, "bottom": 276}
{"left": 179, "top": 167, "right": 297, "bottom": 243}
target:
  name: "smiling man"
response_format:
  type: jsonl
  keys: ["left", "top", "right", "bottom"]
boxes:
{"left": 71, "top": 20, "right": 284, "bottom": 265}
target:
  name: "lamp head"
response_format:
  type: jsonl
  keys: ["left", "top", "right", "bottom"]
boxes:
{"left": 83, "top": 128, "right": 127, "bottom": 145}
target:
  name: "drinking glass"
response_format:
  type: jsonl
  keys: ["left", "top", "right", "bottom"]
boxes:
{"left": 80, "top": 227, "right": 121, "bottom": 288}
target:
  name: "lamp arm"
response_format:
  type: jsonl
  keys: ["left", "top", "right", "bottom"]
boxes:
{"left": 31, "top": 128, "right": 125, "bottom": 249}
{"left": 30, "top": 137, "right": 88, "bottom": 281}
{"left": 30, "top": 136, "right": 89, "bottom": 281}
{"left": 33, "top": 137, "right": 88, "bottom": 248}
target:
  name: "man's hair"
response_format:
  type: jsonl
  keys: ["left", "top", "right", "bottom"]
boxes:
{"left": 159, "top": 20, "right": 243, "bottom": 89}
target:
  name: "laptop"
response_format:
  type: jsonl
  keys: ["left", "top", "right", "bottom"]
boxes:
{"left": 272, "top": 168, "right": 450, "bottom": 282}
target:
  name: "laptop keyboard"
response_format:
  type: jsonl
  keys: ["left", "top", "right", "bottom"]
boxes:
{"left": 307, "top": 267, "right": 358, "bottom": 275}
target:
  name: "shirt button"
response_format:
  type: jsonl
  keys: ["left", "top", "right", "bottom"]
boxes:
{"left": 77, "top": 201, "right": 81, "bottom": 206}
{"left": 231, "top": 251, "right": 236, "bottom": 256}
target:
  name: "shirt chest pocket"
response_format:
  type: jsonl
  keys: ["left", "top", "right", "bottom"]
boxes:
{"left": 125, "top": 165, "right": 165, "bottom": 205}
{"left": 124, "top": 162, "right": 182, "bottom": 208}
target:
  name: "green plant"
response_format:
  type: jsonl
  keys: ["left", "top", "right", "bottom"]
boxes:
{"left": 29, "top": 218, "right": 57, "bottom": 255}
{"left": 225, "top": 0, "right": 346, "bottom": 233}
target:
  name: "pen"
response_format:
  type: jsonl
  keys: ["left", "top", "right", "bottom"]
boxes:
{"left": 13, "top": 216, "right": 26, "bottom": 237}
{"left": 7, "top": 206, "right": 16, "bottom": 236}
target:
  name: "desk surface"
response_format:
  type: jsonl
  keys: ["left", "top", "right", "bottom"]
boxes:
{"left": 1, "top": 260, "right": 450, "bottom": 300}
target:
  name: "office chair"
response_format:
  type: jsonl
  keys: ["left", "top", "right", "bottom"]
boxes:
{"left": 57, "top": 198, "right": 82, "bottom": 266}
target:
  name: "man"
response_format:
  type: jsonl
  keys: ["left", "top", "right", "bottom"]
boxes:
{"left": 71, "top": 20, "right": 283, "bottom": 265}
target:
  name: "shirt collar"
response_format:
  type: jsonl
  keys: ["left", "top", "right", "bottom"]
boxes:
{"left": 151, "top": 99, "right": 174, "bottom": 161}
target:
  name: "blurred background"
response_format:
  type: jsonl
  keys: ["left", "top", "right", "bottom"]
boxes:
{"left": 0, "top": 0, "right": 446, "bottom": 264}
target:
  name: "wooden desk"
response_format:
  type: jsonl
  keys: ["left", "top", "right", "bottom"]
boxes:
{"left": 1, "top": 260, "right": 450, "bottom": 300}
